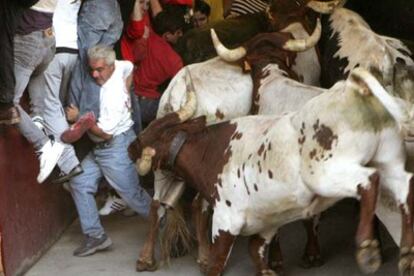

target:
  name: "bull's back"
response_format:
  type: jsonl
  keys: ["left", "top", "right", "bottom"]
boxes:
{"left": 157, "top": 57, "right": 253, "bottom": 124}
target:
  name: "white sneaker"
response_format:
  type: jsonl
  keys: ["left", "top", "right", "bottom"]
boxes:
{"left": 32, "top": 115, "right": 45, "bottom": 132}
{"left": 99, "top": 194, "right": 127, "bottom": 216}
{"left": 37, "top": 138, "right": 65, "bottom": 183}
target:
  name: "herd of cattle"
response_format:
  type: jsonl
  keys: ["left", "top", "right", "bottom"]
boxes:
{"left": 127, "top": 0, "right": 414, "bottom": 275}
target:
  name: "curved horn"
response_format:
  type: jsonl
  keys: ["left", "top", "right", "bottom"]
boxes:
{"left": 136, "top": 147, "right": 156, "bottom": 176}
{"left": 283, "top": 18, "right": 321, "bottom": 52}
{"left": 211, "top": 28, "right": 247, "bottom": 62}
{"left": 306, "top": 0, "right": 343, "bottom": 14}
{"left": 176, "top": 68, "right": 198, "bottom": 122}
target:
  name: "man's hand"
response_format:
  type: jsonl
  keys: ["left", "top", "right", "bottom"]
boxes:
{"left": 66, "top": 104, "right": 79, "bottom": 123}
{"left": 143, "top": 25, "right": 150, "bottom": 39}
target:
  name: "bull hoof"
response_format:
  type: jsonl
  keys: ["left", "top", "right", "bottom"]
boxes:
{"left": 300, "top": 254, "right": 324, "bottom": 269}
{"left": 136, "top": 258, "right": 158, "bottom": 272}
{"left": 269, "top": 261, "right": 284, "bottom": 275}
{"left": 356, "top": 239, "right": 381, "bottom": 274}
{"left": 258, "top": 269, "right": 278, "bottom": 276}
{"left": 398, "top": 246, "right": 414, "bottom": 276}
{"left": 197, "top": 258, "right": 209, "bottom": 274}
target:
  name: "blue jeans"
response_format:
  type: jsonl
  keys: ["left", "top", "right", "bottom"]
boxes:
{"left": 37, "top": 52, "right": 80, "bottom": 173}
{"left": 70, "top": 128, "right": 151, "bottom": 238}
{"left": 13, "top": 29, "right": 56, "bottom": 150}
{"left": 68, "top": 0, "right": 123, "bottom": 118}
{"left": 140, "top": 97, "right": 160, "bottom": 127}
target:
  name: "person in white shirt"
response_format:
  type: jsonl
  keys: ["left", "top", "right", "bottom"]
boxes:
{"left": 68, "top": 44, "right": 151, "bottom": 257}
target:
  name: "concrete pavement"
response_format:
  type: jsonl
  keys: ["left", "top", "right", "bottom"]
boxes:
{"left": 26, "top": 199, "right": 399, "bottom": 276}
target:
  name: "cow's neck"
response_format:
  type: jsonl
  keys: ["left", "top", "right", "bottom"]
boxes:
{"left": 171, "top": 122, "right": 238, "bottom": 205}
{"left": 250, "top": 61, "right": 298, "bottom": 115}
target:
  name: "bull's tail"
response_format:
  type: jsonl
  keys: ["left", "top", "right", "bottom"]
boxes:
{"left": 349, "top": 67, "right": 411, "bottom": 131}
{"left": 159, "top": 202, "right": 194, "bottom": 265}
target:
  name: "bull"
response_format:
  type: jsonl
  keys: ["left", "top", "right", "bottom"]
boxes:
{"left": 175, "top": 0, "right": 341, "bottom": 64}
{"left": 316, "top": 6, "right": 414, "bottom": 251}
{"left": 134, "top": 1, "right": 333, "bottom": 271}
{"left": 215, "top": 6, "right": 414, "bottom": 271}
{"left": 130, "top": 67, "right": 414, "bottom": 275}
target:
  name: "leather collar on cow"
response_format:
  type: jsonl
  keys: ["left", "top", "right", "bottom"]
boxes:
{"left": 167, "top": 131, "right": 188, "bottom": 169}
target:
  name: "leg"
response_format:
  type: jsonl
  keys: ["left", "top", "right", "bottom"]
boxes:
{"left": 371, "top": 133, "right": 414, "bottom": 274}
{"left": 250, "top": 230, "right": 278, "bottom": 276}
{"left": 13, "top": 32, "right": 49, "bottom": 149}
{"left": 27, "top": 32, "right": 55, "bottom": 117}
{"left": 192, "top": 194, "right": 211, "bottom": 273}
{"left": 268, "top": 233, "right": 283, "bottom": 275}
{"left": 41, "top": 53, "right": 80, "bottom": 174}
{"left": 136, "top": 199, "right": 165, "bottom": 271}
{"left": 70, "top": 151, "right": 104, "bottom": 238}
{"left": 136, "top": 170, "right": 185, "bottom": 271}
{"left": 208, "top": 230, "right": 236, "bottom": 276}
{"left": 304, "top": 162, "right": 381, "bottom": 274}
{"left": 140, "top": 98, "right": 160, "bottom": 128}
{"left": 97, "top": 129, "right": 151, "bottom": 218}
{"left": 301, "top": 215, "right": 324, "bottom": 268}
{"left": 398, "top": 177, "right": 414, "bottom": 275}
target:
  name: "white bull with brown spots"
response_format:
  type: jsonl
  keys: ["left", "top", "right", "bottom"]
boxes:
{"left": 129, "top": 67, "right": 414, "bottom": 276}
{"left": 134, "top": 6, "right": 329, "bottom": 271}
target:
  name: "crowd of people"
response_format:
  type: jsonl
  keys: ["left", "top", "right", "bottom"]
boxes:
{"left": 0, "top": 0, "right": 270, "bottom": 257}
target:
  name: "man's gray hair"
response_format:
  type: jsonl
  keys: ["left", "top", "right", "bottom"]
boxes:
{"left": 87, "top": 45, "right": 116, "bottom": 66}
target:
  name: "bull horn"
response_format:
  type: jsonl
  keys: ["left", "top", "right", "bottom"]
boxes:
{"left": 307, "top": 0, "right": 343, "bottom": 14}
{"left": 210, "top": 28, "right": 247, "bottom": 62}
{"left": 136, "top": 147, "right": 156, "bottom": 176}
{"left": 283, "top": 18, "right": 321, "bottom": 52}
{"left": 176, "top": 68, "right": 197, "bottom": 122}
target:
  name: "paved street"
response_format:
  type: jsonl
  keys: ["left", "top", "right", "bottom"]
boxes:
{"left": 26, "top": 199, "right": 399, "bottom": 276}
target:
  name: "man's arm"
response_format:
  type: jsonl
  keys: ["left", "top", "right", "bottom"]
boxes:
{"left": 88, "top": 124, "right": 113, "bottom": 141}
{"left": 150, "top": 0, "right": 162, "bottom": 18}
{"left": 131, "top": 0, "right": 146, "bottom": 21}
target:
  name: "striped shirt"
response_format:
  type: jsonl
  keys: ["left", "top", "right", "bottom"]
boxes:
{"left": 228, "top": 0, "right": 269, "bottom": 17}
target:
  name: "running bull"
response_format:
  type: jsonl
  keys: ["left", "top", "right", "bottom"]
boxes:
{"left": 129, "top": 67, "right": 414, "bottom": 275}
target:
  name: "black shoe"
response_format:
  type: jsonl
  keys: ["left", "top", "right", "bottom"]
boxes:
{"left": 73, "top": 234, "right": 112, "bottom": 257}
{"left": 52, "top": 165, "right": 83, "bottom": 184}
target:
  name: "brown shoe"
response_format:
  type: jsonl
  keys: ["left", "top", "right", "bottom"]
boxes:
{"left": 0, "top": 105, "right": 20, "bottom": 125}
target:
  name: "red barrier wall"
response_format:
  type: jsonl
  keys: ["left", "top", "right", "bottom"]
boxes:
{"left": 0, "top": 126, "right": 76, "bottom": 276}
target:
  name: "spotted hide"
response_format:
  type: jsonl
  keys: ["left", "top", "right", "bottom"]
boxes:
{"left": 131, "top": 67, "right": 414, "bottom": 275}
{"left": 134, "top": 4, "right": 330, "bottom": 271}
{"left": 318, "top": 7, "right": 414, "bottom": 253}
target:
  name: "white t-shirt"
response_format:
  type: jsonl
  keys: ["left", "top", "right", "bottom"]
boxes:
{"left": 97, "top": 60, "right": 134, "bottom": 137}
{"left": 53, "top": 0, "right": 80, "bottom": 49}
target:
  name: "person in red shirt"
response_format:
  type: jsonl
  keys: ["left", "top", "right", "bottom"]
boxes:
{"left": 121, "top": 0, "right": 189, "bottom": 126}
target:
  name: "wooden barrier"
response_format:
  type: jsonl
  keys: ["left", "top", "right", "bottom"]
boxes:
{"left": 0, "top": 126, "right": 76, "bottom": 276}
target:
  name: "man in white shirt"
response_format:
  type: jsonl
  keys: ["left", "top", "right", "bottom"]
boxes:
{"left": 68, "top": 45, "right": 151, "bottom": 257}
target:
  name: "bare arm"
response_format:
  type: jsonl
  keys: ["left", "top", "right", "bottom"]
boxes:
{"left": 131, "top": 0, "right": 145, "bottom": 21}
{"left": 150, "top": 0, "right": 162, "bottom": 18}
{"left": 88, "top": 124, "right": 113, "bottom": 141}
{"left": 126, "top": 73, "right": 133, "bottom": 92}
